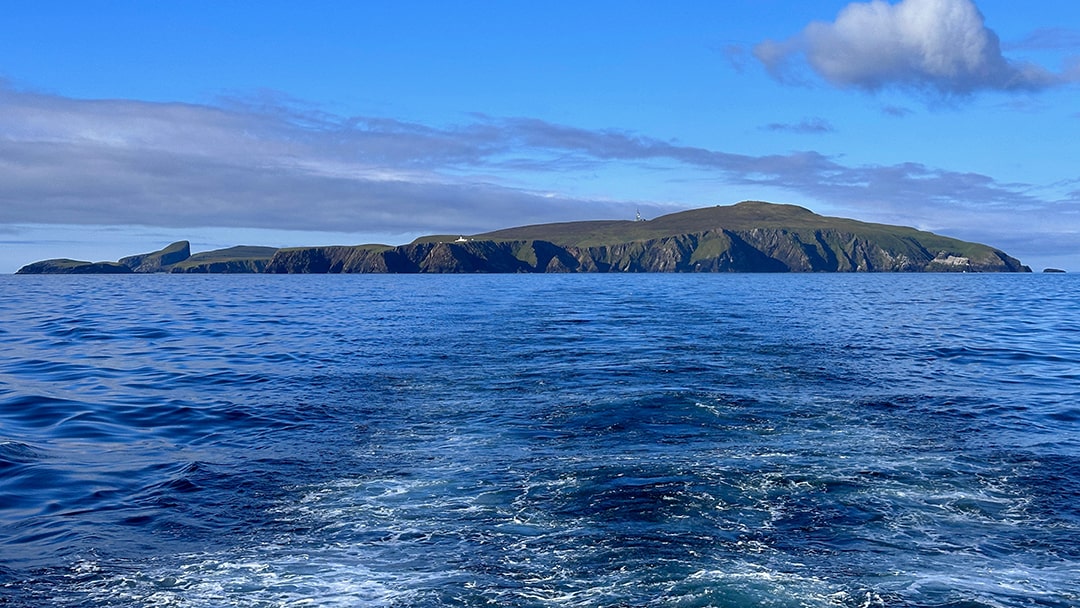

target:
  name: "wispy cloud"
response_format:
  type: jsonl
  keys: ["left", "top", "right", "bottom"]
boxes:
{"left": 1005, "top": 27, "right": 1080, "bottom": 52}
{"left": 753, "top": 0, "right": 1075, "bottom": 98}
{"left": 0, "top": 83, "right": 1067, "bottom": 251}
{"left": 881, "top": 105, "right": 914, "bottom": 117}
{"left": 0, "top": 86, "right": 637, "bottom": 234}
{"left": 761, "top": 117, "right": 835, "bottom": 134}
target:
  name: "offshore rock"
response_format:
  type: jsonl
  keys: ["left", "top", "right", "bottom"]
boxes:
{"left": 119, "top": 241, "right": 191, "bottom": 272}
{"left": 16, "top": 259, "right": 133, "bottom": 274}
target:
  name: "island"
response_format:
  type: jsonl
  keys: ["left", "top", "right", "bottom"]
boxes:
{"left": 16, "top": 201, "right": 1031, "bottom": 274}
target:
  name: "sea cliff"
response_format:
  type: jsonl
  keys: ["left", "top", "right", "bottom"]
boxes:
{"left": 263, "top": 202, "right": 1029, "bottom": 273}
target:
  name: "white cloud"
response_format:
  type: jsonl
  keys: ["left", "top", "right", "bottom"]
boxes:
{"left": 754, "top": 0, "right": 1070, "bottom": 96}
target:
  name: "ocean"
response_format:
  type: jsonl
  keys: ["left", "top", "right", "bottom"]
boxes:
{"left": 0, "top": 273, "right": 1077, "bottom": 607}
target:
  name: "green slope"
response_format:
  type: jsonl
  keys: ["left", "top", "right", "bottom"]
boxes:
{"left": 169, "top": 246, "right": 280, "bottom": 273}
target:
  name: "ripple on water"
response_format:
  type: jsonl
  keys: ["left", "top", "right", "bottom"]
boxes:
{"left": 1, "top": 274, "right": 1078, "bottom": 607}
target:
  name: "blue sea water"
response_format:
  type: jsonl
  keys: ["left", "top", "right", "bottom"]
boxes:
{"left": 0, "top": 273, "right": 1077, "bottom": 607}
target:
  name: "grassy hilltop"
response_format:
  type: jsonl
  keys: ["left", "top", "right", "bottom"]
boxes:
{"left": 464, "top": 201, "right": 994, "bottom": 258}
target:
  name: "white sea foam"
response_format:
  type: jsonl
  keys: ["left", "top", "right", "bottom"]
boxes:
{"left": 58, "top": 549, "right": 425, "bottom": 608}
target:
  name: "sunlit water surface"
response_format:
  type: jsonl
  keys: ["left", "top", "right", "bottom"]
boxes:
{"left": 1, "top": 273, "right": 1077, "bottom": 607}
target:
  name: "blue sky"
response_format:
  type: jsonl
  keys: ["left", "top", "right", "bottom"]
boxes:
{"left": 2, "top": 0, "right": 1078, "bottom": 272}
